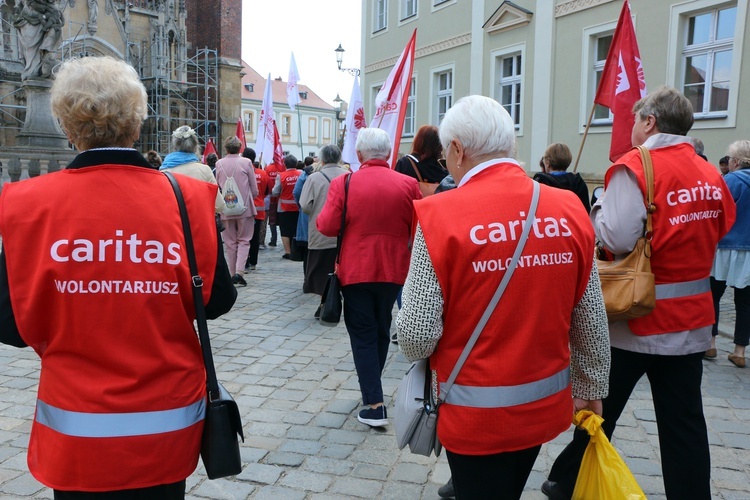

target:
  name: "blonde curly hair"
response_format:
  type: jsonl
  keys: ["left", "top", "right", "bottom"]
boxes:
{"left": 51, "top": 56, "right": 147, "bottom": 150}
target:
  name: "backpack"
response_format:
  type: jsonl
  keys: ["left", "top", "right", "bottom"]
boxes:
{"left": 222, "top": 173, "right": 247, "bottom": 216}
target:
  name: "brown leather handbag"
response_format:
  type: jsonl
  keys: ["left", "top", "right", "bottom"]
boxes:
{"left": 407, "top": 156, "right": 439, "bottom": 197}
{"left": 596, "top": 145, "right": 656, "bottom": 322}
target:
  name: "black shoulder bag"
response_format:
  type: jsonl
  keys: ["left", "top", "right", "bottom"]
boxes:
{"left": 319, "top": 173, "right": 351, "bottom": 326}
{"left": 164, "top": 172, "right": 244, "bottom": 479}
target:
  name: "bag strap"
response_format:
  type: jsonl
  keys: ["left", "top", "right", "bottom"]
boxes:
{"left": 407, "top": 156, "right": 426, "bottom": 183}
{"left": 320, "top": 171, "right": 332, "bottom": 184}
{"left": 438, "top": 181, "right": 541, "bottom": 404}
{"left": 335, "top": 174, "right": 351, "bottom": 266}
{"left": 163, "top": 172, "right": 221, "bottom": 401}
{"left": 636, "top": 145, "right": 655, "bottom": 257}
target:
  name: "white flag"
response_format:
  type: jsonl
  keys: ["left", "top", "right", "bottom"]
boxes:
{"left": 254, "top": 73, "right": 275, "bottom": 165}
{"left": 369, "top": 29, "right": 416, "bottom": 168}
{"left": 287, "top": 53, "right": 301, "bottom": 111}
{"left": 342, "top": 74, "right": 365, "bottom": 172}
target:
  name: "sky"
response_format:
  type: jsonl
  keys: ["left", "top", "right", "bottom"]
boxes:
{"left": 242, "top": 1, "right": 363, "bottom": 107}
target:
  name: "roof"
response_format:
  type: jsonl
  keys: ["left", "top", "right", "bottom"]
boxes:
{"left": 240, "top": 61, "right": 333, "bottom": 111}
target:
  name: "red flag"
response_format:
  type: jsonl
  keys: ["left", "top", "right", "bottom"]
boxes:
{"left": 272, "top": 119, "right": 285, "bottom": 169}
{"left": 594, "top": 0, "right": 647, "bottom": 162}
{"left": 202, "top": 139, "right": 218, "bottom": 164}
{"left": 370, "top": 29, "right": 416, "bottom": 168}
{"left": 236, "top": 118, "right": 247, "bottom": 152}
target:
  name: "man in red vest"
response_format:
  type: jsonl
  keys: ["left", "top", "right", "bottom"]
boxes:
{"left": 544, "top": 86, "right": 736, "bottom": 500}
{"left": 264, "top": 159, "right": 286, "bottom": 247}
{"left": 272, "top": 155, "right": 301, "bottom": 259}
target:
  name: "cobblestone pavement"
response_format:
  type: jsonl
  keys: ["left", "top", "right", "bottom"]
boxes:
{"left": 0, "top": 243, "right": 747, "bottom": 499}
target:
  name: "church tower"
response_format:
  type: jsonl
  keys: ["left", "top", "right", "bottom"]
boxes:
{"left": 184, "top": 0, "right": 244, "bottom": 147}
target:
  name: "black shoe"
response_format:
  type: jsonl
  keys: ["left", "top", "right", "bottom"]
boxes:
{"left": 391, "top": 332, "right": 398, "bottom": 345}
{"left": 269, "top": 242, "right": 277, "bottom": 247}
{"left": 231, "top": 273, "right": 247, "bottom": 287}
{"left": 357, "top": 406, "right": 387, "bottom": 427}
{"left": 541, "top": 480, "right": 571, "bottom": 500}
{"left": 437, "top": 477, "right": 454, "bottom": 498}
{"left": 314, "top": 304, "right": 322, "bottom": 319}
{"left": 282, "top": 253, "right": 292, "bottom": 260}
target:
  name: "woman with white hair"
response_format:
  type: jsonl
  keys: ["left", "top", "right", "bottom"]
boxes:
{"left": 160, "top": 125, "right": 226, "bottom": 214}
{"left": 317, "top": 128, "right": 421, "bottom": 428}
{"left": 396, "top": 95, "right": 610, "bottom": 499}
{"left": 0, "top": 56, "right": 236, "bottom": 499}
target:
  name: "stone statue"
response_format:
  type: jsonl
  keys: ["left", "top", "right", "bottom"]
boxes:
{"left": 87, "top": 0, "right": 97, "bottom": 34}
{"left": 12, "top": 0, "right": 64, "bottom": 80}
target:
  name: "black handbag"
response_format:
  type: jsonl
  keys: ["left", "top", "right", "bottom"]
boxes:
{"left": 165, "top": 172, "right": 244, "bottom": 480}
{"left": 319, "top": 173, "right": 350, "bottom": 326}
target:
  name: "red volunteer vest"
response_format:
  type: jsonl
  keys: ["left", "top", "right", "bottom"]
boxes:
{"left": 415, "top": 163, "right": 593, "bottom": 455}
{"left": 278, "top": 170, "right": 300, "bottom": 212}
{"left": 254, "top": 168, "right": 270, "bottom": 220}
{"left": 607, "top": 144, "right": 735, "bottom": 335}
{"left": 0, "top": 166, "right": 219, "bottom": 491}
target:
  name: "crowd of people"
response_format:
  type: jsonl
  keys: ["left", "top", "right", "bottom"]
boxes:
{"left": 0, "top": 54, "right": 745, "bottom": 500}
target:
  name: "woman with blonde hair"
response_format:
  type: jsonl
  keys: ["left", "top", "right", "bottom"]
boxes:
{"left": 0, "top": 56, "right": 236, "bottom": 499}
{"left": 709, "top": 139, "right": 750, "bottom": 367}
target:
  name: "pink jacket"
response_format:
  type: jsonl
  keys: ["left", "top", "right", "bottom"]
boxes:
{"left": 316, "top": 159, "right": 421, "bottom": 286}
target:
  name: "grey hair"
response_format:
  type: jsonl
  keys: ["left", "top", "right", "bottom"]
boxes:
{"left": 355, "top": 128, "right": 391, "bottom": 162}
{"left": 727, "top": 140, "right": 750, "bottom": 170}
{"left": 439, "top": 95, "right": 516, "bottom": 160}
{"left": 171, "top": 125, "right": 199, "bottom": 153}
{"left": 633, "top": 86, "right": 693, "bottom": 136}
{"left": 320, "top": 144, "right": 342, "bottom": 165}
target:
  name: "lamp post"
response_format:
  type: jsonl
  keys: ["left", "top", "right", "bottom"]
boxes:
{"left": 334, "top": 43, "right": 360, "bottom": 76}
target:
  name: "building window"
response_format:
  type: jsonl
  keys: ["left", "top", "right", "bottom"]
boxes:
{"left": 403, "top": 77, "right": 416, "bottom": 137}
{"left": 374, "top": 0, "right": 387, "bottom": 32}
{"left": 497, "top": 53, "right": 522, "bottom": 128}
{"left": 308, "top": 117, "right": 317, "bottom": 140}
{"left": 592, "top": 33, "right": 614, "bottom": 123}
{"left": 681, "top": 5, "right": 736, "bottom": 116}
{"left": 244, "top": 111, "right": 254, "bottom": 133}
{"left": 323, "top": 118, "right": 331, "bottom": 140}
{"left": 372, "top": 85, "right": 383, "bottom": 120}
{"left": 434, "top": 70, "right": 452, "bottom": 125}
{"left": 282, "top": 115, "right": 291, "bottom": 136}
{"left": 401, "top": 0, "right": 417, "bottom": 20}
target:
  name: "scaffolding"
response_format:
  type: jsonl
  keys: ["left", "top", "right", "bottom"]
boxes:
{"left": 139, "top": 47, "right": 219, "bottom": 155}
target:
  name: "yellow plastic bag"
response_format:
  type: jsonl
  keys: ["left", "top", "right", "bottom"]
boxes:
{"left": 572, "top": 410, "right": 647, "bottom": 500}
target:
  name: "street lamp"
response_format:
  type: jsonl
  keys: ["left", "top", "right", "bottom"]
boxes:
{"left": 334, "top": 43, "right": 360, "bottom": 76}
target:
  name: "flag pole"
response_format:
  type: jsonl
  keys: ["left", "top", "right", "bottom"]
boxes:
{"left": 573, "top": 103, "right": 597, "bottom": 173}
{"left": 296, "top": 107, "right": 304, "bottom": 158}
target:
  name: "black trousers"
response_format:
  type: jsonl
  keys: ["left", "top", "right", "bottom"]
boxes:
{"left": 710, "top": 277, "right": 750, "bottom": 345}
{"left": 447, "top": 446, "right": 541, "bottom": 500}
{"left": 548, "top": 348, "right": 710, "bottom": 499}
{"left": 54, "top": 480, "right": 185, "bottom": 499}
{"left": 246, "top": 218, "right": 263, "bottom": 267}
{"left": 342, "top": 282, "right": 400, "bottom": 405}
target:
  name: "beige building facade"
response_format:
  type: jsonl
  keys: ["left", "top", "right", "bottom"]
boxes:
{"left": 361, "top": 0, "right": 749, "bottom": 183}
{"left": 240, "top": 62, "right": 337, "bottom": 162}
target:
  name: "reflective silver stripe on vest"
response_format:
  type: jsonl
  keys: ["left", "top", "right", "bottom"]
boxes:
{"left": 655, "top": 277, "right": 710, "bottom": 300}
{"left": 280, "top": 199, "right": 297, "bottom": 204}
{"left": 441, "top": 367, "right": 570, "bottom": 408}
{"left": 35, "top": 399, "right": 205, "bottom": 438}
